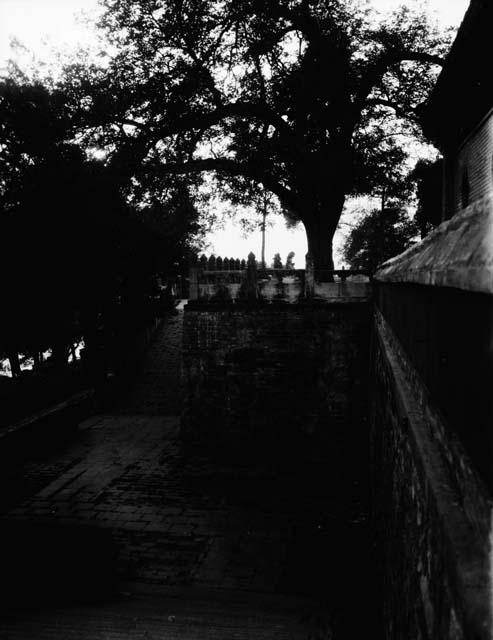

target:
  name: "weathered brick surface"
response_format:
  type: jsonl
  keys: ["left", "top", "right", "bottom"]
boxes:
{"left": 1, "top": 412, "right": 368, "bottom": 628}
{"left": 453, "top": 112, "right": 493, "bottom": 214}
{"left": 182, "top": 302, "right": 371, "bottom": 456}
{"left": 370, "top": 309, "right": 492, "bottom": 639}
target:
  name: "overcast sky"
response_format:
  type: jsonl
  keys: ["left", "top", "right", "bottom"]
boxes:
{"left": 0, "top": 0, "right": 471, "bottom": 266}
{"left": 0, "top": 0, "right": 470, "bottom": 66}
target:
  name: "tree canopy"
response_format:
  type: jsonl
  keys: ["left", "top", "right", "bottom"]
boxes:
{"left": 411, "top": 158, "right": 443, "bottom": 237}
{"left": 0, "top": 78, "right": 201, "bottom": 374}
{"left": 61, "top": 0, "right": 451, "bottom": 273}
{"left": 342, "top": 206, "right": 418, "bottom": 272}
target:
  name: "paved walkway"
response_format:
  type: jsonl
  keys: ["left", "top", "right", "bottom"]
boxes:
{"left": 0, "top": 304, "right": 372, "bottom": 638}
{"left": 116, "top": 306, "right": 185, "bottom": 415}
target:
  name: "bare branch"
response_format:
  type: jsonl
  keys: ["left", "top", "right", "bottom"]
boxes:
{"left": 151, "top": 101, "right": 293, "bottom": 141}
{"left": 149, "top": 14, "right": 224, "bottom": 107}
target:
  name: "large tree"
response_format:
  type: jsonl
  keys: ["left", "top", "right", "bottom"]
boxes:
{"left": 64, "top": 0, "right": 451, "bottom": 274}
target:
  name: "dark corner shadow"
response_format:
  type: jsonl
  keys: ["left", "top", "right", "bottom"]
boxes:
{"left": 0, "top": 519, "right": 120, "bottom": 612}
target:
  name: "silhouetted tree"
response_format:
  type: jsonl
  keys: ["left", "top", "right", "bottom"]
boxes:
{"left": 64, "top": 0, "right": 451, "bottom": 273}
{"left": 342, "top": 206, "right": 418, "bottom": 272}
{"left": 285, "top": 252, "right": 295, "bottom": 270}
{"left": 411, "top": 158, "right": 443, "bottom": 237}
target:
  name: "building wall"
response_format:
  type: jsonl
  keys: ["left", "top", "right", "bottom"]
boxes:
{"left": 451, "top": 109, "right": 493, "bottom": 216}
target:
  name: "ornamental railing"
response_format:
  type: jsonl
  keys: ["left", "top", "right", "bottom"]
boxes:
{"left": 189, "top": 253, "right": 371, "bottom": 303}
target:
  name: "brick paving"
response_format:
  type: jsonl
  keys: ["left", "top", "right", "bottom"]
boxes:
{"left": 116, "top": 304, "right": 185, "bottom": 415}
{"left": 1, "top": 585, "right": 330, "bottom": 639}
{"left": 0, "top": 303, "right": 371, "bottom": 638}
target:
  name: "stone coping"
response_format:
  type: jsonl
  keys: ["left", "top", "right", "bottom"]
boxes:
{"left": 374, "top": 309, "right": 493, "bottom": 638}
{"left": 375, "top": 193, "right": 493, "bottom": 295}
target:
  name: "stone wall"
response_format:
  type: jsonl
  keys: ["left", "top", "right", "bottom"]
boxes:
{"left": 182, "top": 300, "right": 371, "bottom": 458}
{"left": 183, "top": 198, "right": 493, "bottom": 636}
{"left": 371, "top": 308, "right": 492, "bottom": 639}
{"left": 190, "top": 253, "right": 371, "bottom": 305}
{"left": 376, "top": 192, "right": 493, "bottom": 295}
{"left": 372, "top": 197, "right": 493, "bottom": 638}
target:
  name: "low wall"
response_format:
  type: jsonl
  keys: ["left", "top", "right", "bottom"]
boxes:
{"left": 371, "top": 309, "right": 491, "bottom": 639}
{"left": 371, "top": 199, "right": 493, "bottom": 639}
{"left": 182, "top": 299, "right": 371, "bottom": 457}
{"left": 190, "top": 254, "right": 370, "bottom": 304}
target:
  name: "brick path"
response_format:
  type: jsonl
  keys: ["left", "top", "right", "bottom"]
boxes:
{"left": 116, "top": 306, "right": 185, "bottom": 415}
{"left": 0, "top": 304, "right": 371, "bottom": 638}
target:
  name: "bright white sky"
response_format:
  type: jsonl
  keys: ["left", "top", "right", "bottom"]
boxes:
{"left": 0, "top": 0, "right": 470, "bottom": 267}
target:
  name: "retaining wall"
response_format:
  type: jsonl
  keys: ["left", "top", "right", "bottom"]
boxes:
{"left": 182, "top": 299, "right": 371, "bottom": 457}
{"left": 371, "top": 198, "right": 493, "bottom": 639}
{"left": 371, "top": 308, "right": 491, "bottom": 639}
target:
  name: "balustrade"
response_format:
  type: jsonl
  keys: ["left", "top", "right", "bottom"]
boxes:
{"left": 189, "top": 253, "right": 371, "bottom": 303}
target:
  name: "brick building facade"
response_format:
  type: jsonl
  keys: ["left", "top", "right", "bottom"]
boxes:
{"left": 423, "top": 0, "right": 493, "bottom": 220}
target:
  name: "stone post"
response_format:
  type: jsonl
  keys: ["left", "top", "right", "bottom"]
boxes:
{"left": 305, "top": 252, "right": 314, "bottom": 299}
{"left": 199, "top": 255, "right": 208, "bottom": 271}
{"left": 245, "top": 252, "right": 259, "bottom": 301}
{"left": 189, "top": 264, "right": 199, "bottom": 301}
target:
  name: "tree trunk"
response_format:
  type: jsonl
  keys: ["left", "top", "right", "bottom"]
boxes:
{"left": 8, "top": 352, "right": 21, "bottom": 378}
{"left": 302, "top": 197, "right": 344, "bottom": 280}
{"left": 33, "top": 351, "right": 41, "bottom": 370}
{"left": 51, "top": 342, "right": 69, "bottom": 372}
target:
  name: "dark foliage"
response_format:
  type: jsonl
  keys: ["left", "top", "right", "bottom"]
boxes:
{"left": 342, "top": 206, "right": 418, "bottom": 272}
{"left": 0, "top": 79, "right": 200, "bottom": 380}
{"left": 411, "top": 158, "right": 443, "bottom": 237}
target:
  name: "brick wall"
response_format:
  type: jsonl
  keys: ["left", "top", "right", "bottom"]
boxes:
{"left": 183, "top": 252, "right": 493, "bottom": 637}
{"left": 182, "top": 301, "right": 371, "bottom": 458}
{"left": 373, "top": 188, "right": 493, "bottom": 637}
{"left": 452, "top": 110, "right": 493, "bottom": 215}
{"left": 371, "top": 306, "right": 492, "bottom": 639}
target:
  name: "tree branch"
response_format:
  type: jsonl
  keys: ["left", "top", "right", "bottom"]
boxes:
{"left": 155, "top": 156, "right": 301, "bottom": 212}
{"left": 149, "top": 14, "right": 224, "bottom": 107}
{"left": 275, "top": 3, "right": 321, "bottom": 43}
{"left": 151, "top": 100, "right": 293, "bottom": 141}
{"left": 353, "top": 50, "right": 444, "bottom": 111}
